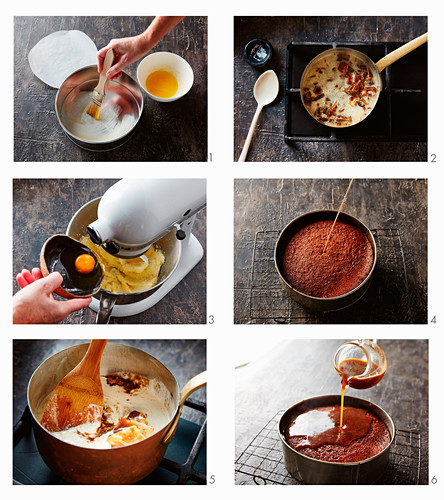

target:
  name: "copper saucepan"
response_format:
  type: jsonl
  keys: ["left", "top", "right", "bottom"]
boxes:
{"left": 27, "top": 342, "right": 206, "bottom": 484}
{"left": 300, "top": 33, "right": 428, "bottom": 127}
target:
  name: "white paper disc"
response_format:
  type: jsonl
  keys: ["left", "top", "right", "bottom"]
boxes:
{"left": 28, "top": 30, "right": 98, "bottom": 88}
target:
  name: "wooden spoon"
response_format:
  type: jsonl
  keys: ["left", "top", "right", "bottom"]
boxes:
{"left": 41, "top": 340, "right": 108, "bottom": 432}
{"left": 238, "top": 70, "right": 279, "bottom": 162}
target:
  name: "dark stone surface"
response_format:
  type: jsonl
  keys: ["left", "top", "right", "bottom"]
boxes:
{"left": 234, "top": 178, "right": 427, "bottom": 324}
{"left": 14, "top": 16, "right": 207, "bottom": 162}
{"left": 13, "top": 178, "right": 206, "bottom": 324}
{"left": 235, "top": 339, "right": 428, "bottom": 484}
{"left": 13, "top": 339, "right": 206, "bottom": 426}
{"left": 234, "top": 16, "right": 427, "bottom": 161}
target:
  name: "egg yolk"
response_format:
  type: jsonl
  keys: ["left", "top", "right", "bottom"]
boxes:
{"left": 75, "top": 254, "right": 96, "bottom": 274}
{"left": 145, "top": 70, "right": 178, "bottom": 98}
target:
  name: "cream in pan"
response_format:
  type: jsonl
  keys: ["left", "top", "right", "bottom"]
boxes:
{"left": 37, "top": 372, "right": 174, "bottom": 449}
{"left": 302, "top": 52, "right": 380, "bottom": 127}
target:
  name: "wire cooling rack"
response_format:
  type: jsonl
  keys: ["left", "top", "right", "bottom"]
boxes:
{"left": 235, "top": 410, "right": 422, "bottom": 485}
{"left": 247, "top": 227, "right": 416, "bottom": 324}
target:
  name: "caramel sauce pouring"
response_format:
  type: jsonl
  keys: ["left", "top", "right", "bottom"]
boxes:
{"left": 334, "top": 340, "right": 387, "bottom": 428}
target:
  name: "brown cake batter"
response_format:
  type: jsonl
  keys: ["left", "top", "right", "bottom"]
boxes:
{"left": 284, "top": 406, "right": 390, "bottom": 463}
{"left": 281, "top": 219, "right": 373, "bottom": 298}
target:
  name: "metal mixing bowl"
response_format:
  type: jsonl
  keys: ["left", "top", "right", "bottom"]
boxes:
{"left": 278, "top": 395, "right": 395, "bottom": 485}
{"left": 55, "top": 65, "right": 143, "bottom": 151}
{"left": 66, "top": 197, "right": 181, "bottom": 323}
{"left": 274, "top": 210, "right": 377, "bottom": 312}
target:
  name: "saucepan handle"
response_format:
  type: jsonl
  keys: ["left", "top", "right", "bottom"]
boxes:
{"left": 96, "top": 294, "right": 117, "bottom": 324}
{"left": 162, "top": 370, "right": 207, "bottom": 446}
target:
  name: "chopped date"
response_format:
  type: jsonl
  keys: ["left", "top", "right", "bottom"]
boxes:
{"left": 311, "top": 92, "right": 325, "bottom": 101}
{"left": 338, "top": 62, "right": 349, "bottom": 73}
{"left": 302, "top": 91, "right": 312, "bottom": 104}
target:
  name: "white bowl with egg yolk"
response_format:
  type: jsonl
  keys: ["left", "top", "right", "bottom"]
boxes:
{"left": 137, "top": 52, "right": 194, "bottom": 102}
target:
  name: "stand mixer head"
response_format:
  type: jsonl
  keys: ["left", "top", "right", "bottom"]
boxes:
{"left": 86, "top": 178, "right": 206, "bottom": 258}
{"left": 67, "top": 178, "right": 206, "bottom": 322}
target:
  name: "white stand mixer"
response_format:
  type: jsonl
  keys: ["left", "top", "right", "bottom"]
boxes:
{"left": 78, "top": 178, "right": 206, "bottom": 319}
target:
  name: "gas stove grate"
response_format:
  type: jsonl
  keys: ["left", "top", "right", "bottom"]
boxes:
{"left": 13, "top": 399, "right": 206, "bottom": 485}
{"left": 235, "top": 410, "right": 422, "bottom": 485}
{"left": 285, "top": 42, "right": 427, "bottom": 143}
{"left": 247, "top": 227, "right": 419, "bottom": 324}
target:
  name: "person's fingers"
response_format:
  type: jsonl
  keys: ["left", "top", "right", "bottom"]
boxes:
{"left": 57, "top": 297, "right": 92, "bottom": 316}
{"left": 17, "top": 269, "right": 35, "bottom": 288}
{"left": 97, "top": 45, "right": 112, "bottom": 73}
{"left": 16, "top": 273, "right": 29, "bottom": 289}
{"left": 31, "top": 268, "right": 43, "bottom": 280}
{"left": 107, "top": 61, "right": 124, "bottom": 80}
{"left": 37, "top": 272, "right": 63, "bottom": 294}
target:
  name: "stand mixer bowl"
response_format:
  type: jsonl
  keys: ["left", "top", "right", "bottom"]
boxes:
{"left": 66, "top": 197, "right": 181, "bottom": 323}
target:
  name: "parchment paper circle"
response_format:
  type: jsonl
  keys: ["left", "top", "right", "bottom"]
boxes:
{"left": 28, "top": 30, "right": 98, "bottom": 88}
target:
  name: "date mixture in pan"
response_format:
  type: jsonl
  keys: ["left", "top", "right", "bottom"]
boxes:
{"left": 302, "top": 53, "right": 379, "bottom": 127}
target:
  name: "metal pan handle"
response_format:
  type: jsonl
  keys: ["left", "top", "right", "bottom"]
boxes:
{"left": 376, "top": 32, "right": 428, "bottom": 73}
{"left": 162, "top": 370, "right": 207, "bottom": 446}
{"left": 95, "top": 294, "right": 117, "bottom": 324}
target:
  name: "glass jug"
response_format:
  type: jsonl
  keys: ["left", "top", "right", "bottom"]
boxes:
{"left": 334, "top": 339, "right": 387, "bottom": 389}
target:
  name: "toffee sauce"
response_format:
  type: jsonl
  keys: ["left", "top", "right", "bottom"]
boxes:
{"left": 339, "top": 358, "right": 385, "bottom": 390}
{"left": 44, "top": 235, "right": 102, "bottom": 296}
{"left": 285, "top": 406, "right": 372, "bottom": 450}
{"left": 338, "top": 358, "right": 385, "bottom": 427}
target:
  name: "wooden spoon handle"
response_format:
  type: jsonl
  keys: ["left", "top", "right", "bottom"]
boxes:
{"left": 376, "top": 33, "right": 428, "bottom": 73}
{"left": 238, "top": 103, "right": 264, "bottom": 162}
{"left": 75, "top": 339, "right": 108, "bottom": 379}
{"left": 95, "top": 48, "right": 114, "bottom": 95}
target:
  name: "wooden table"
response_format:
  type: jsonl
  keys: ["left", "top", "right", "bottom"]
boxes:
{"left": 14, "top": 16, "right": 207, "bottom": 162}
{"left": 234, "top": 178, "right": 427, "bottom": 324}
{"left": 234, "top": 16, "right": 427, "bottom": 162}
{"left": 235, "top": 339, "right": 428, "bottom": 484}
{"left": 13, "top": 339, "right": 206, "bottom": 427}
{"left": 13, "top": 179, "right": 206, "bottom": 324}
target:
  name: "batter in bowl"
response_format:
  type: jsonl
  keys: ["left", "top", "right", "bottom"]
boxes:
{"left": 80, "top": 236, "right": 165, "bottom": 294}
